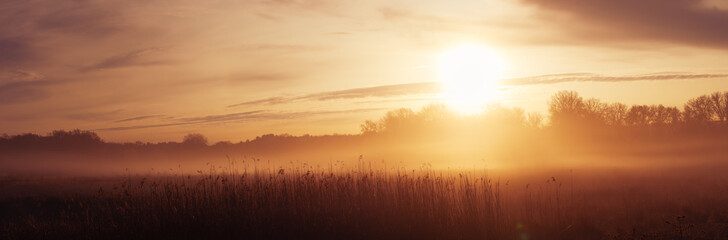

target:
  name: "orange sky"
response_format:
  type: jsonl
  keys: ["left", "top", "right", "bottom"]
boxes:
{"left": 2, "top": 0, "right": 728, "bottom": 143}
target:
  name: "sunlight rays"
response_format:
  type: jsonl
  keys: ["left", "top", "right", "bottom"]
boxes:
{"left": 437, "top": 44, "right": 505, "bottom": 114}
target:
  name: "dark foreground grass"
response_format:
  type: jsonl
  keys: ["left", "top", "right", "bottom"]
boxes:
{"left": 2, "top": 164, "right": 728, "bottom": 240}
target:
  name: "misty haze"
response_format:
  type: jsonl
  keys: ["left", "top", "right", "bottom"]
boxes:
{"left": 2, "top": 0, "right": 728, "bottom": 239}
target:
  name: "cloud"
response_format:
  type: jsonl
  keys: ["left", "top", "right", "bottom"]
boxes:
{"left": 503, "top": 72, "right": 728, "bottom": 85}
{"left": 228, "top": 97, "right": 292, "bottom": 107}
{"left": 263, "top": 0, "right": 329, "bottom": 9}
{"left": 378, "top": 8, "right": 414, "bottom": 21}
{"left": 226, "top": 73, "right": 296, "bottom": 83}
{"left": 303, "top": 82, "right": 443, "bottom": 100}
{"left": 0, "top": 0, "right": 169, "bottom": 73}
{"left": 0, "top": 80, "right": 53, "bottom": 105}
{"left": 94, "top": 122, "right": 191, "bottom": 131}
{"left": 522, "top": 0, "right": 728, "bottom": 48}
{"left": 0, "top": 69, "right": 55, "bottom": 105}
{"left": 66, "top": 109, "right": 124, "bottom": 121}
{"left": 96, "top": 108, "right": 383, "bottom": 131}
{"left": 229, "top": 72, "right": 728, "bottom": 107}
{"left": 237, "top": 44, "right": 325, "bottom": 53}
{"left": 354, "top": 97, "right": 446, "bottom": 105}
{"left": 0, "top": 70, "right": 45, "bottom": 85}
{"left": 228, "top": 82, "right": 444, "bottom": 107}
{"left": 375, "top": 6, "right": 538, "bottom": 38}
{"left": 0, "top": 38, "right": 37, "bottom": 69}
{"left": 180, "top": 110, "right": 266, "bottom": 122}
{"left": 115, "top": 114, "right": 166, "bottom": 123}
{"left": 32, "top": 1, "right": 124, "bottom": 37}
{"left": 80, "top": 48, "right": 167, "bottom": 72}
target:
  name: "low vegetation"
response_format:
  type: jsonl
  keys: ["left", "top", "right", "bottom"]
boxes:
{"left": 2, "top": 90, "right": 728, "bottom": 239}
{"left": 2, "top": 161, "right": 728, "bottom": 239}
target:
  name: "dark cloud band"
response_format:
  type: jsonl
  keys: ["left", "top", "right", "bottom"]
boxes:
{"left": 522, "top": 0, "right": 728, "bottom": 48}
{"left": 228, "top": 72, "right": 728, "bottom": 107}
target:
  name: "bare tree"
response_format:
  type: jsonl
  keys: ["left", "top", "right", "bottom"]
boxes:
{"left": 626, "top": 105, "right": 652, "bottom": 126}
{"left": 723, "top": 92, "right": 728, "bottom": 124}
{"left": 665, "top": 106, "right": 682, "bottom": 125}
{"left": 360, "top": 120, "right": 380, "bottom": 135}
{"left": 604, "top": 103, "right": 628, "bottom": 126}
{"left": 548, "top": 90, "right": 585, "bottom": 126}
{"left": 710, "top": 91, "right": 728, "bottom": 124}
{"left": 651, "top": 105, "right": 669, "bottom": 125}
{"left": 379, "top": 108, "right": 416, "bottom": 132}
{"left": 584, "top": 98, "right": 607, "bottom": 123}
{"left": 684, "top": 95, "right": 714, "bottom": 124}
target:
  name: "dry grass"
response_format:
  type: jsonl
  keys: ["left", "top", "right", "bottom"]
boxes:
{"left": 2, "top": 160, "right": 728, "bottom": 240}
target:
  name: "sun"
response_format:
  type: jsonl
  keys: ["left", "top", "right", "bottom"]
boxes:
{"left": 437, "top": 45, "right": 504, "bottom": 114}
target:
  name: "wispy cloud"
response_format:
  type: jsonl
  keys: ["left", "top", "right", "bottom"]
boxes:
{"left": 80, "top": 48, "right": 168, "bottom": 72}
{"left": 180, "top": 110, "right": 266, "bottom": 122}
{"left": 227, "top": 97, "right": 292, "bottom": 107}
{"left": 32, "top": 1, "right": 125, "bottom": 37}
{"left": 0, "top": 38, "right": 37, "bottom": 69}
{"left": 226, "top": 73, "right": 296, "bottom": 83}
{"left": 522, "top": 0, "right": 728, "bottom": 48}
{"left": 305, "top": 82, "right": 443, "bottom": 100}
{"left": 96, "top": 108, "right": 383, "bottom": 131}
{"left": 262, "top": 0, "right": 330, "bottom": 9}
{"left": 115, "top": 114, "right": 166, "bottom": 123}
{"left": 229, "top": 72, "right": 728, "bottom": 107}
{"left": 236, "top": 44, "right": 325, "bottom": 53}
{"left": 228, "top": 82, "right": 444, "bottom": 107}
{"left": 0, "top": 70, "right": 45, "bottom": 85}
{"left": 66, "top": 109, "right": 124, "bottom": 121}
{"left": 0, "top": 0, "right": 147, "bottom": 71}
{"left": 503, "top": 72, "right": 728, "bottom": 85}
{"left": 0, "top": 80, "right": 54, "bottom": 105}
{"left": 376, "top": 6, "right": 537, "bottom": 38}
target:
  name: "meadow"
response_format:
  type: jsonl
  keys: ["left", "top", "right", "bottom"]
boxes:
{"left": 2, "top": 158, "right": 728, "bottom": 240}
{"left": 3, "top": 91, "right": 728, "bottom": 239}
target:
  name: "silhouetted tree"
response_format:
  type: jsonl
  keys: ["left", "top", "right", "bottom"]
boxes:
{"left": 360, "top": 120, "right": 380, "bottom": 135}
{"left": 651, "top": 105, "right": 668, "bottom": 125}
{"left": 644, "top": 105, "right": 680, "bottom": 126}
{"left": 664, "top": 106, "right": 682, "bottom": 125}
{"left": 710, "top": 91, "right": 728, "bottom": 124}
{"left": 549, "top": 90, "right": 586, "bottom": 126}
{"left": 379, "top": 108, "right": 416, "bottom": 133}
{"left": 604, "top": 103, "right": 628, "bottom": 126}
{"left": 626, "top": 105, "right": 652, "bottom": 126}
{"left": 49, "top": 129, "right": 102, "bottom": 142}
{"left": 684, "top": 95, "right": 714, "bottom": 124}
{"left": 46, "top": 129, "right": 103, "bottom": 150}
{"left": 584, "top": 98, "right": 607, "bottom": 124}
{"left": 182, "top": 133, "right": 208, "bottom": 146}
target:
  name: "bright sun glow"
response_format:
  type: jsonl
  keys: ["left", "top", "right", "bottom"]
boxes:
{"left": 438, "top": 45, "right": 504, "bottom": 114}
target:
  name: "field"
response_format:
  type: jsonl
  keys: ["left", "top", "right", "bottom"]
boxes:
{"left": 4, "top": 0, "right": 728, "bottom": 238}
{"left": 3, "top": 158, "right": 728, "bottom": 240}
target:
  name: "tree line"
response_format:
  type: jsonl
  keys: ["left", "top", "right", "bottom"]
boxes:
{"left": 1, "top": 90, "right": 727, "bottom": 151}
{"left": 548, "top": 91, "right": 728, "bottom": 127}
{"left": 360, "top": 90, "right": 728, "bottom": 134}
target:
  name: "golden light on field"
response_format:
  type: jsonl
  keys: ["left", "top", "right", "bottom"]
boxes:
{"left": 437, "top": 45, "right": 504, "bottom": 114}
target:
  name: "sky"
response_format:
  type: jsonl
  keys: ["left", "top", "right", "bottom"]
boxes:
{"left": 1, "top": 0, "right": 728, "bottom": 143}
